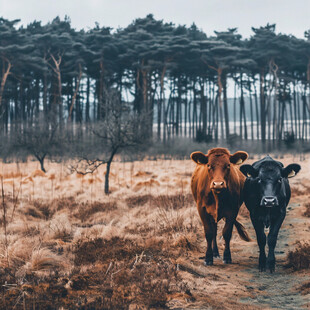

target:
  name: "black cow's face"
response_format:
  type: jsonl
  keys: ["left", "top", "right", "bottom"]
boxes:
{"left": 240, "top": 160, "right": 301, "bottom": 208}
{"left": 256, "top": 166, "right": 283, "bottom": 207}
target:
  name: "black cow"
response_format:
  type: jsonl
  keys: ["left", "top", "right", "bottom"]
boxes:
{"left": 240, "top": 156, "right": 301, "bottom": 273}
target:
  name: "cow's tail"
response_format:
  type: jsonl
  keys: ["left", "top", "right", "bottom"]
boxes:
{"left": 234, "top": 220, "right": 251, "bottom": 242}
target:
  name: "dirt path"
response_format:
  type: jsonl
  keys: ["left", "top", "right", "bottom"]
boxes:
{"left": 172, "top": 202, "right": 310, "bottom": 309}
{"left": 239, "top": 203, "right": 309, "bottom": 309}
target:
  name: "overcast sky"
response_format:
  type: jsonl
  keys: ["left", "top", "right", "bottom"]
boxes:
{"left": 1, "top": 0, "right": 309, "bottom": 38}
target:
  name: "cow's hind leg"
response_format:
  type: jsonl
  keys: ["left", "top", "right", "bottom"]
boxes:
{"left": 267, "top": 215, "right": 285, "bottom": 273}
{"left": 222, "top": 219, "right": 234, "bottom": 264}
{"left": 252, "top": 218, "right": 266, "bottom": 271}
{"left": 212, "top": 223, "right": 220, "bottom": 258}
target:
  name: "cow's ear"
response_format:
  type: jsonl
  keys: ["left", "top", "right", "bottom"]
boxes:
{"left": 230, "top": 151, "right": 248, "bottom": 165}
{"left": 282, "top": 164, "right": 301, "bottom": 178}
{"left": 190, "top": 151, "right": 208, "bottom": 164}
{"left": 240, "top": 164, "right": 258, "bottom": 178}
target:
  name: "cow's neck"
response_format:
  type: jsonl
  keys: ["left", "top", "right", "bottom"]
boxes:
{"left": 210, "top": 190, "right": 225, "bottom": 223}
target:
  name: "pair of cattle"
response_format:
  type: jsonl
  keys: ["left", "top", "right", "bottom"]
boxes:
{"left": 190, "top": 148, "right": 301, "bottom": 273}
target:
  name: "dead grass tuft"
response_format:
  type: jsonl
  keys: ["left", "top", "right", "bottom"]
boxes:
{"left": 173, "top": 234, "right": 198, "bottom": 251}
{"left": 32, "top": 201, "right": 54, "bottom": 219}
{"left": 74, "top": 237, "right": 142, "bottom": 266}
{"left": 15, "top": 247, "right": 63, "bottom": 278}
{"left": 152, "top": 193, "right": 194, "bottom": 210}
{"left": 54, "top": 196, "right": 79, "bottom": 212}
{"left": 298, "top": 281, "right": 310, "bottom": 295}
{"left": 303, "top": 203, "right": 310, "bottom": 217}
{"left": 286, "top": 242, "right": 310, "bottom": 270}
{"left": 105, "top": 260, "right": 176, "bottom": 308}
{"left": 23, "top": 205, "right": 45, "bottom": 219}
{"left": 291, "top": 185, "right": 310, "bottom": 197}
{"left": 75, "top": 201, "right": 117, "bottom": 221}
{"left": 125, "top": 194, "right": 152, "bottom": 208}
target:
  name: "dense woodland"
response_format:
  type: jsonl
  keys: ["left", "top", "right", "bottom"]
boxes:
{"left": 1, "top": 14, "right": 310, "bottom": 147}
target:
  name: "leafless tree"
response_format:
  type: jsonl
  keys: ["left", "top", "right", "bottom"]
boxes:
{"left": 13, "top": 112, "right": 63, "bottom": 172}
{"left": 70, "top": 89, "right": 148, "bottom": 194}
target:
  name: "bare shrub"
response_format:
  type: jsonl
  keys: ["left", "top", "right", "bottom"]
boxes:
{"left": 286, "top": 242, "right": 310, "bottom": 270}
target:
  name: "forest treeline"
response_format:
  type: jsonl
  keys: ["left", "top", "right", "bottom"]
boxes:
{"left": 1, "top": 14, "right": 310, "bottom": 145}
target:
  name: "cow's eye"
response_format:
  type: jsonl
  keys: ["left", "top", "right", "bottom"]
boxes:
{"left": 257, "top": 179, "right": 261, "bottom": 184}
{"left": 207, "top": 164, "right": 211, "bottom": 169}
{"left": 278, "top": 178, "right": 282, "bottom": 183}
{"left": 227, "top": 164, "right": 230, "bottom": 169}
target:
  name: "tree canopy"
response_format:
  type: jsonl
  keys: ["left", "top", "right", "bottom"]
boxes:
{"left": 1, "top": 14, "right": 310, "bottom": 144}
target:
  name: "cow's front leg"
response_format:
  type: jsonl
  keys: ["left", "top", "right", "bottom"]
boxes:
{"left": 200, "top": 208, "right": 216, "bottom": 266}
{"left": 222, "top": 219, "right": 234, "bottom": 264}
{"left": 267, "top": 215, "right": 285, "bottom": 273}
{"left": 251, "top": 217, "right": 266, "bottom": 271}
{"left": 212, "top": 222, "right": 220, "bottom": 258}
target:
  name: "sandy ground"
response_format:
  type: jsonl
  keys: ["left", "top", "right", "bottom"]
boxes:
{"left": 0, "top": 153, "right": 309, "bottom": 309}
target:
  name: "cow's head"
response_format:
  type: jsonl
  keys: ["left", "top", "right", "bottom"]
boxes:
{"left": 240, "top": 156, "right": 301, "bottom": 207}
{"left": 191, "top": 148, "right": 248, "bottom": 194}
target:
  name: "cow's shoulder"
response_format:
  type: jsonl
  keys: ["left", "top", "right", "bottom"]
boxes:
{"left": 228, "top": 164, "right": 246, "bottom": 191}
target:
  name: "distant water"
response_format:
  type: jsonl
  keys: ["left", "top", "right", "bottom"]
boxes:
{"left": 153, "top": 120, "right": 310, "bottom": 140}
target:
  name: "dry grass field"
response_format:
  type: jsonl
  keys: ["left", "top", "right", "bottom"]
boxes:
{"left": 0, "top": 155, "right": 309, "bottom": 309}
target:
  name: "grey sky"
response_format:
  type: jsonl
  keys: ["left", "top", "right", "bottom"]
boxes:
{"left": 1, "top": 0, "right": 309, "bottom": 38}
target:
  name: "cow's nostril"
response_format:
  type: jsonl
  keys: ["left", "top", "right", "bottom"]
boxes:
{"left": 261, "top": 196, "right": 278, "bottom": 207}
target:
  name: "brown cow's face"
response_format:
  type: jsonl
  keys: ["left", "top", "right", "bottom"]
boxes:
{"left": 207, "top": 153, "right": 231, "bottom": 193}
{"left": 191, "top": 149, "right": 248, "bottom": 194}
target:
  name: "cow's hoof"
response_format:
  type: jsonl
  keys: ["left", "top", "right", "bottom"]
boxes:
{"left": 267, "top": 259, "right": 275, "bottom": 273}
{"left": 204, "top": 260, "right": 213, "bottom": 266}
{"left": 267, "top": 264, "right": 275, "bottom": 273}
{"left": 213, "top": 254, "right": 220, "bottom": 259}
{"left": 259, "top": 265, "right": 266, "bottom": 272}
{"left": 223, "top": 258, "right": 232, "bottom": 264}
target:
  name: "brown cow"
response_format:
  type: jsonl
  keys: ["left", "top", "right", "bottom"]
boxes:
{"left": 190, "top": 148, "right": 251, "bottom": 266}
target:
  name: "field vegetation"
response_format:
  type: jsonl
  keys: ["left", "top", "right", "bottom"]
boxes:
{"left": 0, "top": 155, "right": 309, "bottom": 309}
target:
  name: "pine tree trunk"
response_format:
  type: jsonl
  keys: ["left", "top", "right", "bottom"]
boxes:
{"left": 86, "top": 77, "right": 90, "bottom": 122}
{"left": 223, "top": 75, "right": 229, "bottom": 139}
{"left": 260, "top": 71, "right": 266, "bottom": 142}
{"left": 0, "top": 59, "right": 11, "bottom": 123}
{"left": 69, "top": 64, "right": 82, "bottom": 120}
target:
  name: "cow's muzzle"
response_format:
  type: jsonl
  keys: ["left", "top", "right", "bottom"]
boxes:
{"left": 211, "top": 181, "right": 226, "bottom": 192}
{"left": 260, "top": 196, "right": 279, "bottom": 208}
